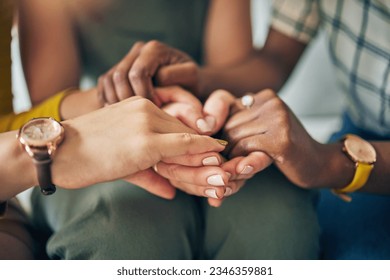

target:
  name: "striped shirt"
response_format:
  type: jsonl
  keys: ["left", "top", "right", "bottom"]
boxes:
{"left": 271, "top": 0, "right": 390, "bottom": 136}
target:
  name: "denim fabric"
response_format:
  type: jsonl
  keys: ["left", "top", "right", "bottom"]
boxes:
{"left": 318, "top": 112, "right": 390, "bottom": 259}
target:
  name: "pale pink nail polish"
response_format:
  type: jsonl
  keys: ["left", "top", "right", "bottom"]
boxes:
{"left": 205, "top": 115, "right": 216, "bottom": 131}
{"left": 196, "top": 118, "right": 212, "bottom": 133}
{"left": 207, "top": 175, "right": 225, "bottom": 186}
{"left": 202, "top": 156, "right": 219, "bottom": 166}
{"left": 240, "top": 165, "right": 254, "bottom": 175}
{"left": 224, "top": 187, "right": 233, "bottom": 197}
{"left": 205, "top": 189, "right": 218, "bottom": 199}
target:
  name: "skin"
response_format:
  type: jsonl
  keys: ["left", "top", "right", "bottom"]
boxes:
{"left": 18, "top": 0, "right": 262, "bottom": 205}
{"left": 166, "top": 89, "right": 390, "bottom": 196}
{"left": 0, "top": 97, "right": 228, "bottom": 202}
{"left": 19, "top": 0, "right": 254, "bottom": 104}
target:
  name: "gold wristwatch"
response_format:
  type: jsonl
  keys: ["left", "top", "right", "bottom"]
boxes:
{"left": 332, "top": 134, "right": 376, "bottom": 202}
{"left": 18, "top": 118, "right": 64, "bottom": 195}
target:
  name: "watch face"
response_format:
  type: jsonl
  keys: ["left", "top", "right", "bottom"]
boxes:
{"left": 344, "top": 134, "right": 376, "bottom": 164}
{"left": 20, "top": 118, "right": 64, "bottom": 147}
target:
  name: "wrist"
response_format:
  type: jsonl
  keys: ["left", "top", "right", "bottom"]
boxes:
{"left": 60, "top": 88, "right": 102, "bottom": 120}
{"left": 312, "top": 142, "right": 355, "bottom": 189}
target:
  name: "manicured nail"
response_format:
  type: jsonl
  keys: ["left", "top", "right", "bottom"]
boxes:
{"left": 205, "top": 189, "right": 218, "bottom": 199}
{"left": 153, "top": 164, "right": 158, "bottom": 173}
{"left": 215, "top": 139, "right": 228, "bottom": 146}
{"left": 240, "top": 165, "right": 254, "bottom": 175}
{"left": 196, "top": 118, "right": 212, "bottom": 133}
{"left": 202, "top": 156, "right": 219, "bottom": 166}
{"left": 205, "top": 115, "right": 216, "bottom": 131}
{"left": 207, "top": 175, "right": 225, "bottom": 186}
{"left": 224, "top": 187, "right": 233, "bottom": 197}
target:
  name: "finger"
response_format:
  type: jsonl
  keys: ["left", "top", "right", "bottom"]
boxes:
{"left": 154, "top": 86, "right": 202, "bottom": 108}
{"left": 226, "top": 179, "right": 246, "bottom": 196}
{"left": 97, "top": 76, "right": 107, "bottom": 106}
{"left": 156, "top": 133, "right": 227, "bottom": 159}
{"left": 163, "top": 103, "right": 212, "bottom": 134}
{"left": 203, "top": 89, "right": 236, "bottom": 134}
{"left": 155, "top": 163, "right": 229, "bottom": 189}
{"left": 229, "top": 135, "right": 272, "bottom": 160}
{"left": 162, "top": 152, "right": 223, "bottom": 167}
{"left": 155, "top": 62, "right": 199, "bottom": 93}
{"left": 113, "top": 42, "right": 145, "bottom": 100}
{"left": 234, "top": 151, "right": 273, "bottom": 180}
{"left": 224, "top": 120, "right": 267, "bottom": 149}
{"left": 169, "top": 179, "right": 225, "bottom": 199}
{"left": 224, "top": 90, "right": 275, "bottom": 130}
{"left": 103, "top": 74, "right": 119, "bottom": 104}
{"left": 156, "top": 86, "right": 210, "bottom": 133}
{"left": 208, "top": 197, "right": 224, "bottom": 207}
{"left": 128, "top": 42, "right": 166, "bottom": 100}
{"left": 124, "top": 168, "right": 176, "bottom": 200}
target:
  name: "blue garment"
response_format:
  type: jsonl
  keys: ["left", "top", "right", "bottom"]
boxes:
{"left": 318, "top": 112, "right": 390, "bottom": 259}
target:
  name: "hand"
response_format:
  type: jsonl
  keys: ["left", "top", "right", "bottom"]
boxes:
{"left": 97, "top": 41, "right": 200, "bottom": 106}
{"left": 153, "top": 89, "right": 272, "bottom": 206}
{"left": 154, "top": 153, "right": 244, "bottom": 207}
{"left": 224, "top": 89, "right": 323, "bottom": 188}
{"left": 52, "top": 97, "right": 227, "bottom": 198}
{"left": 156, "top": 86, "right": 216, "bottom": 135}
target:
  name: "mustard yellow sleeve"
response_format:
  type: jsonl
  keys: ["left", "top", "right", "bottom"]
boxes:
{"left": 0, "top": 90, "right": 67, "bottom": 133}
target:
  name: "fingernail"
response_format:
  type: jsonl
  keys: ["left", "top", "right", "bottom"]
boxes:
{"left": 196, "top": 118, "right": 212, "bottom": 133}
{"left": 207, "top": 175, "right": 225, "bottom": 186}
{"left": 205, "top": 116, "right": 216, "bottom": 130}
{"left": 240, "top": 165, "right": 254, "bottom": 175}
{"left": 224, "top": 187, "right": 233, "bottom": 197}
{"left": 226, "top": 172, "right": 232, "bottom": 179}
{"left": 215, "top": 139, "right": 228, "bottom": 146}
{"left": 153, "top": 164, "right": 158, "bottom": 173}
{"left": 202, "top": 156, "right": 219, "bottom": 166}
{"left": 205, "top": 189, "right": 218, "bottom": 199}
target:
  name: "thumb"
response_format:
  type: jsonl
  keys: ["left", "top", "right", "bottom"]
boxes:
{"left": 203, "top": 89, "right": 236, "bottom": 134}
{"left": 124, "top": 168, "right": 176, "bottom": 200}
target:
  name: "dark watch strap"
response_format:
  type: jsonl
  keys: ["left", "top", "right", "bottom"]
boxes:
{"left": 0, "top": 201, "right": 7, "bottom": 218}
{"left": 33, "top": 153, "right": 57, "bottom": 195}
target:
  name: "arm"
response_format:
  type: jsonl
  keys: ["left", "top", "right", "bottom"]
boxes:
{"left": 18, "top": 0, "right": 80, "bottom": 105}
{"left": 222, "top": 89, "right": 390, "bottom": 195}
{"left": 199, "top": 28, "right": 307, "bottom": 97}
{"left": 96, "top": 0, "right": 255, "bottom": 102}
{"left": 0, "top": 88, "right": 102, "bottom": 132}
{"left": 0, "top": 97, "right": 227, "bottom": 202}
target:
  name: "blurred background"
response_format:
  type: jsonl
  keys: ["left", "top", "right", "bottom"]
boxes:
{"left": 12, "top": 0, "right": 346, "bottom": 144}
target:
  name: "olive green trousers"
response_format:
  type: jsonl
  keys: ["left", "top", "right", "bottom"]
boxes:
{"left": 32, "top": 167, "right": 320, "bottom": 259}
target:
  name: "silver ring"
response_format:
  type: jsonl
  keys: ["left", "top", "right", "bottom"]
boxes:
{"left": 241, "top": 94, "right": 254, "bottom": 109}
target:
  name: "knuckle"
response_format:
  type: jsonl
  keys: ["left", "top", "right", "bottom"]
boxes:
{"left": 166, "top": 164, "right": 182, "bottom": 180}
{"left": 129, "top": 67, "right": 148, "bottom": 82}
{"left": 146, "top": 40, "right": 163, "bottom": 49}
{"left": 113, "top": 69, "right": 127, "bottom": 82}
{"left": 180, "top": 133, "right": 195, "bottom": 146}
{"left": 261, "top": 88, "right": 277, "bottom": 99}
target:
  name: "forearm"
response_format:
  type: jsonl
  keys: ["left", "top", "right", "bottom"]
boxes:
{"left": 19, "top": 0, "right": 80, "bottom": 104}
{"left": 0, "top": 88, "right": 101, "bottom": 133}
{"left": 0, "top": 131, "right": 37, "bottom": 201}
{"left": 199, "top": 29, "right": 307, "bottom": 99}
{"left": 199, "top": 50, "right": 287, "bottom": 99}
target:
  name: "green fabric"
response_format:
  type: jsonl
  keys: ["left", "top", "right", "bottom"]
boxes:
{"left": 75, "top": 0, "right": 209, "bottom": 81}
{"left": 32, "top": 167, "right": 320, "bottom": 259}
